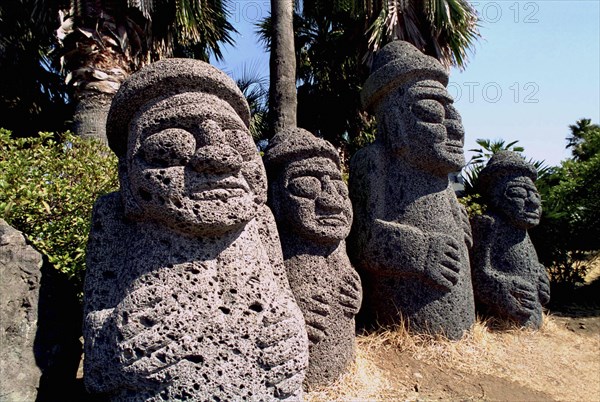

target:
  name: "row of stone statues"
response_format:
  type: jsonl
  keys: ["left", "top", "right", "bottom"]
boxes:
{"left": 83, "top": 41, "right": 549, "bottom": 400}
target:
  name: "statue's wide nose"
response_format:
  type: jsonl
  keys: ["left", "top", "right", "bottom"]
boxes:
{"left": 189, "top": 119, "right": 242, "bottom": 174}
{"left": 316, "top": 176, "right": 344, "bottom": 212}
{"left": 189, "top": 145, "right": 242, "bottom": 174}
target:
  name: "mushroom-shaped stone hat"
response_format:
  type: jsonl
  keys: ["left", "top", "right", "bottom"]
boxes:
{"left": 106, "top": 58, "right": 250, "bottom": 158}
{"left": 478, "top": 150, "right": 538, "bottom": 196}
{"left": 263, "top": 127, "right": 341, "bottom": 180}
{"left": 361, "top": 40, "right": 449, "bottom": 112}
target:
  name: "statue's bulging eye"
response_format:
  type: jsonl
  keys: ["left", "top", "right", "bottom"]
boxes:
{"left": 140, "top": 129, "right": 196, "bottom": 167}
{"left": 505, "top": 187, "right": 528, "bottom": 199}
{"left": 225, "top": 129, "right": 256, "bottom": 161}
{"left": 411, "top": 99, "right": 445, "bottom": 124}
{"left": 288, "top": 176, "right": 321, "bottom": 199}
{"left": 334, "top": 180, "right": 349, "bottom": 198}
{"left": 445, "top": 104, "right": 460, "bottom": 121}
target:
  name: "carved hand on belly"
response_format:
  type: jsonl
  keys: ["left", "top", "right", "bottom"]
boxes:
{"left": 297, "top": 291, "right": 330, "bottom": 345}
{"left": 538, "top": 268, "right": 551, "bottom": 306}
{"left": 339, "top": 269, "right": 362, "bottom": 317}
{"left": 424, "top": 233, "right": 464, "bottom": 290}
{"left": 111, "top": 286, "right": 189, "bottom": 382}
{"left": 257, "top": 302, "right": 307, "bottom": 399}
{"left": 504, "top": 277, "right": 539, "bottom": 318}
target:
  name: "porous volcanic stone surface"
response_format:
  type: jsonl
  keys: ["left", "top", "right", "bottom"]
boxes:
{"left": 0, "top": 220, "right": 82, "bottom": 402}
{"left": 0, "top": 219, "right": 43, "bottom": 401}
{"left": 471, "top": 151, "right": 550, "bottom": 328}
{"left": 265, "top": 128, "right": 362, "bottom": 388}
{"left": 349, "top": 41, "right": 475, "bottom": 340}
{"left": 83, "top": 59, "right": 308, "bottom": 401}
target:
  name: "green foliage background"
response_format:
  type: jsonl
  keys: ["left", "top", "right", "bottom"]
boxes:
{"left": 0, "top": 129, "right": 118, "bottom": 290}
{"left": 532, "top": 121, "right": 600, "bottom": 287}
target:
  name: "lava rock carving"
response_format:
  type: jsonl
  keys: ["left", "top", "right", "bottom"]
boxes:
{"left": 83, "top": 59, "right": 308, "bottom": 401}
{"left": 470, "top": 151, "right": 550, "bottom": 328}
{"left": 349, "top": 40, "right": 475, "bottom": 340}
{"left": 265, "top": 128, "right": 362, "bottom": 387}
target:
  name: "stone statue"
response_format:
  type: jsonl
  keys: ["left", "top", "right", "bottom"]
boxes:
{"left": 470, "top": 151, "right": 550, "bottom": 328}
{"left": 83, "top": 59, "right": 308, "bottom": 401}
{"left": 349, "top": 41, "right": 475, "bottom": 340}
{"left": 264, "top": 128, "right": 362, "bottom": 387}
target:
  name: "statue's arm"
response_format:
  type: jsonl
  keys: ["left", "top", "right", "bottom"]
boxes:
{"left": 470, "top": 215, "right": 502, "bottom": 304}
{"left": 349, "top": 148, "right": 464, "bottom": 290}
{"left": 535, "top": 254, "right": 551, "bottom": 305}
{"left": 82, "top": 193, "right": 123, "bottom": 393}
{"left": 255, "top": 205, "right": 308, "bottom": 398}
{"left": 337, "top": 250, "right": 363, "bottom": 318}
{"left": 255, "top": 204, "right": 293, "bottom": 292}
{"left": 448, "top": 187, "right": 473, "bottom": 248}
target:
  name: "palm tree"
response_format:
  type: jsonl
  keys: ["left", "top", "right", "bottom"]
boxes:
{"left": 467, "top": 138, "right": 525, "bottom": 166}
{"left": 0, "top": 0, "right": 71, "bottom": 136}
{"left": 262, "top": 0, "right": 479, "bottom": 152}
{"left": 233, "top": 62, "right": 270, "bottom": 141}
{"left": 51, "top": 0, "right": 235, "bottom": 142}
{"left": 567, "top": 118, "right": 600, "bottom": 162}
{"left": 358, "top": 0, "right": 480, "bottom": 68}
{"left": 268, "top": 0, "right": 297, "bottom": 136}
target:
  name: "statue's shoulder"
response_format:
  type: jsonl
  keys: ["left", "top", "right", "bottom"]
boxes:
{"left": 350, "top": 142, "right": 383, "bottom": 165}
{"left": 91, "top": 191, "right": 123, "bottom": 220}
{"left": 87, "top": 191, "right": 132, "bottom": 263}
{"left": 349, "top": 142, "right": 386, "bottom": 181}
{"left": 471, "top": 212, "right": 498, "bottom": 240}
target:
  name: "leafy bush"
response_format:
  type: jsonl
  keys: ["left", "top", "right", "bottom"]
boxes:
{"left": 0, "top": 129, "right": 118, "bottom": 290}
{"left": 532, "top": 138, "right": 600, "bottom": 287}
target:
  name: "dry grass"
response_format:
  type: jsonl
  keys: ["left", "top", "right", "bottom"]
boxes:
{"left": 585, "top": 255, "right": 600, "bottom": 284}
{"left": 306, "top": 314, "right": 600, "bottom": 401}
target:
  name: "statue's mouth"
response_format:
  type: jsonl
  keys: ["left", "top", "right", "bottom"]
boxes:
{"left": 190, "top": 178, "right": 250, "bottom": 201}
{"left": 445, "top": 141, "right": 464, "bottom": 153}
{"left": 317, "top": 214, "right": 348, "bottom": 226}
{"left": 524, "top": 211, "right": 541, "bottom": 220}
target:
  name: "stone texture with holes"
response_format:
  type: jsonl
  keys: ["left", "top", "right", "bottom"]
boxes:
{"left": 264, "top": 128, "right": 362, "bottom": 387}
{"left": 470, "top": 151, "right": 550, "bottom": 329}
{"left": 0, "top": 219, "right": 43, "bottom": 401}
{"left": 83, "top": 59, "right": 308, "bottom": 401}
{"left": 349, "top": 41, "right": 475, "bottom": 340}
{"left": 0, "top": 220, "right": 82, "bottom": 401}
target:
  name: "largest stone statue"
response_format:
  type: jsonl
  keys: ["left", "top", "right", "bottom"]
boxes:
{"left": 83, "top": 59, "right": 308, "bottom": 401}
{"left": 349, "top": 41, "right": 475, "bottom": 340}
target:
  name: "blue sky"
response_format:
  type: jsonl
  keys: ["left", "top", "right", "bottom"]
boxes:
{"left": 213, "top": 0, "right": 600, "bottom": 167}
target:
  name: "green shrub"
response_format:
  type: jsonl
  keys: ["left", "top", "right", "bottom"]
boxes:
{"left": 458, "top": 194, "right": 485, "bottom": 218}
{"left": 0, "top": 129, "right": 118, "bottom": 291}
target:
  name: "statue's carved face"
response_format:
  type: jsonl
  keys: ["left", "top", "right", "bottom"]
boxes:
{"left": 494, "top": 176, "right": 542, "bottom": 229}
{"left": 274, "top": 157, "right": 352, "bottom": 243}
{"left": 381, "top": 80, "right": 465, "bottom": 175}
{"left": 124, "top": 92, "right": 265, "bottom": 236}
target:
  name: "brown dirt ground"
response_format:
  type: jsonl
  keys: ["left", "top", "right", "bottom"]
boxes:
{"left": 306, "top": 313, "right": 600, "bottom": 402}
{"left": 306, "top": 258, "right": 600, "bottom": 402}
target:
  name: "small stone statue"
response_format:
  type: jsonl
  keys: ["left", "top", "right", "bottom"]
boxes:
{"left": 264, "top": 128, "right": 362, "bottom": 387}
{"left": 83, "top": 59, "right": 308, "bottom": 401}
{"left": 470, "top": 151, "right": 550, "bottom": 328}
{"left": 349, "top": 41, "right": 475, "bottom": 340}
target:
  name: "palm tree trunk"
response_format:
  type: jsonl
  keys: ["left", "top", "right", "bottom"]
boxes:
{"left": 268, "top": 0, "right": 297, "bottom": 135}
{"left": 64, "top": 56, "right": 129, "bottom": 143}
{"left": 72, "top": 92, "right": 113, "bottom": 144}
